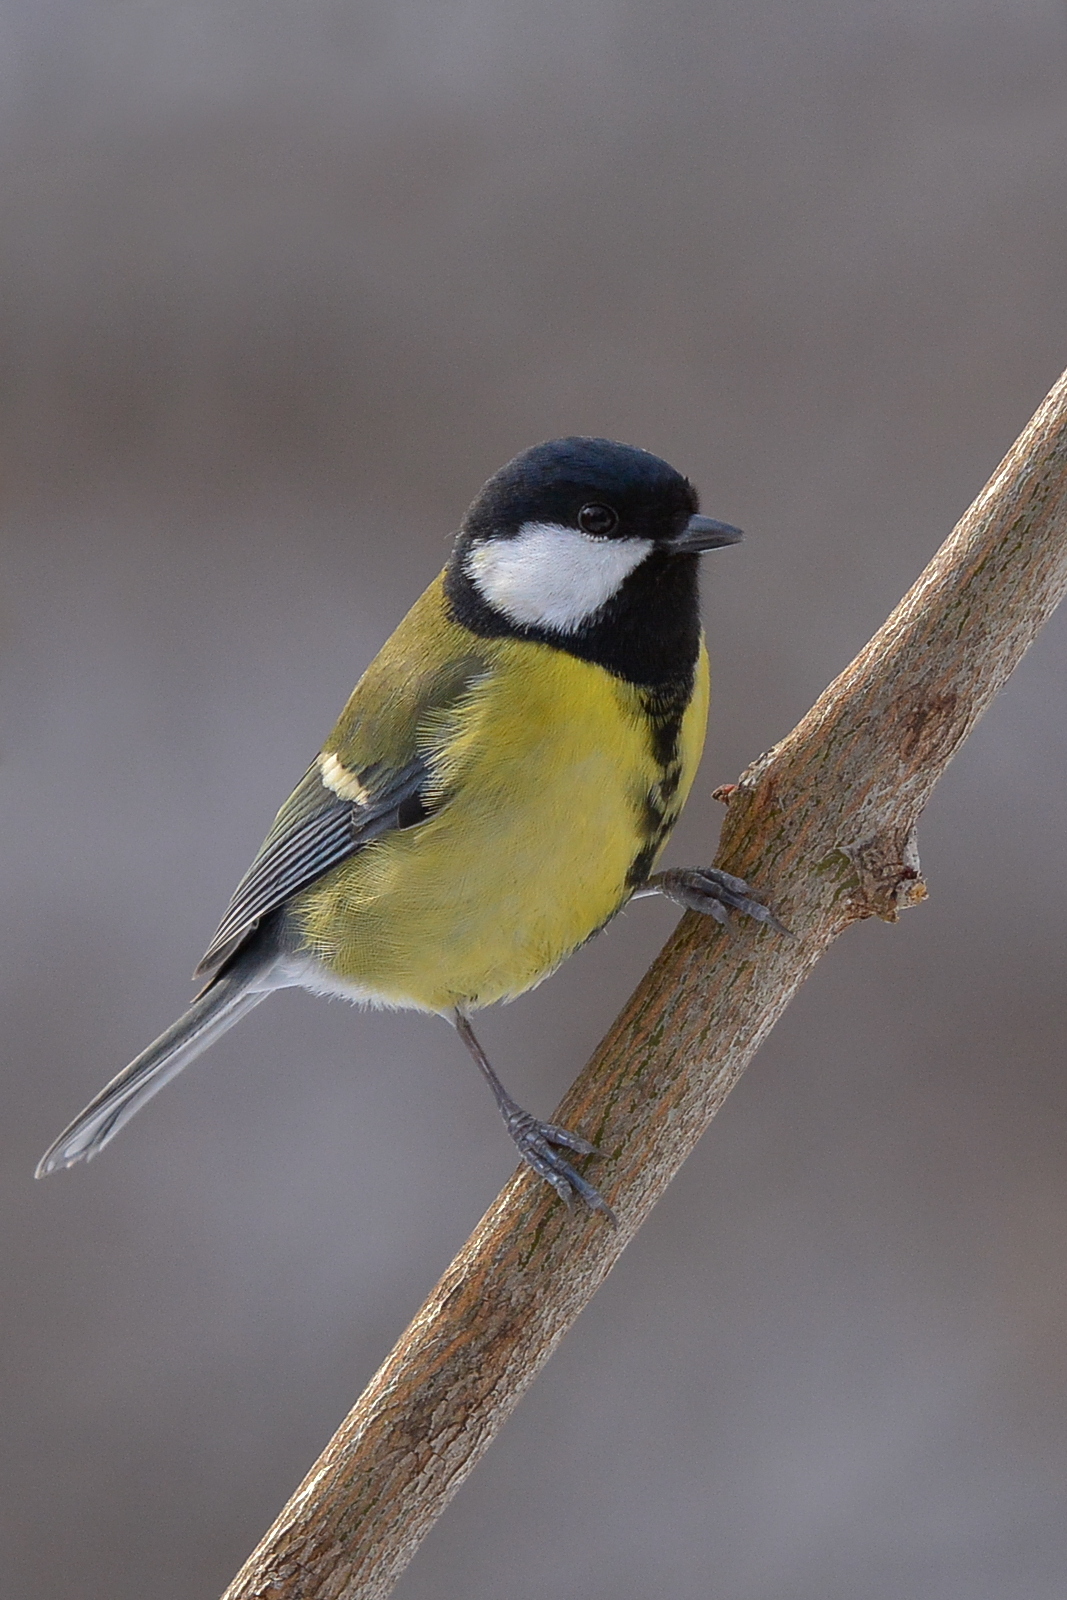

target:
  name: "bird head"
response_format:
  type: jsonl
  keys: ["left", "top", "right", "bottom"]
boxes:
{"left": 454, "top": 436, "right": 742, "bottom": 636}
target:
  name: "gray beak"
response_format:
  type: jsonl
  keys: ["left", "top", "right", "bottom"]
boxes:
{"left": 669, "top": 514, "right": 745, "bottom": 554}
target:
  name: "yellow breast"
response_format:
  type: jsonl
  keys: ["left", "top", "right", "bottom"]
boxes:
{"left": 294, "top": 634, "right": 709, "bottom": 1013}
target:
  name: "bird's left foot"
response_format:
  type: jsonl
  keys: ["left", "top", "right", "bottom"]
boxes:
{"left": 641, "top": 866, "right": 791, "bottom": 936}
{"left": 502, "top": 1104, "right": 616, "bottom": 1222}
{"left": 452, "top": 1009, "right": 616, "bottom": 1224}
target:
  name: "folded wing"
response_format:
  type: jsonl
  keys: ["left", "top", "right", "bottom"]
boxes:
{"left": 195, "top": 756, "right": 428, "bottom": 980}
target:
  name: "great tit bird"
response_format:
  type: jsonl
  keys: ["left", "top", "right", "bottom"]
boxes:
{"left": 36, "top": 437, "right": 781, "bottom": 1215}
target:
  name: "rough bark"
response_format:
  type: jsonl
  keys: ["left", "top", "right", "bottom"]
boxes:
{"left": 221, "top": 367, "right": 1067, "bottom": 1600}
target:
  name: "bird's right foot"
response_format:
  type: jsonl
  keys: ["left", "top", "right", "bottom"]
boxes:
{"left": 641, "top": 865, "right": 791, "bottom": 935}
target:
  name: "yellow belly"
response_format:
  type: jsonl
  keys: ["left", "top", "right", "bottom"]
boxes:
{"left": 293, "top": 641, "right": 709, "bottom": 1012}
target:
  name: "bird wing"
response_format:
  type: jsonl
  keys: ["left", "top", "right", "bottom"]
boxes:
{"left": 194, "top": 755, "right": 430, "bottom": 980}
{"left": 194, "top": 575, "right": 498, "bottom": 983}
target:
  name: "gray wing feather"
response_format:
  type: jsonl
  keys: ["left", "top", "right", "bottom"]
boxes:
{"left": 195, "top": 756, "right": 427, "bottom": 979}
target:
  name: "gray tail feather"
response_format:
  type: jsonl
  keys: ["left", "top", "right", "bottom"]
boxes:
{"left": 35, "top": 962, "right": 269, "bottom": 1178}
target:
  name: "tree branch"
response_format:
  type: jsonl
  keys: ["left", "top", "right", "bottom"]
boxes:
{"left": 221, "top": 368, "right": 1067, "bottom": 1600}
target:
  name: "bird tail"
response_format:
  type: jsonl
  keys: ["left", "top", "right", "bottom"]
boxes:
{"left": 35, "top": 960, "right": 270, "bottom": 1178}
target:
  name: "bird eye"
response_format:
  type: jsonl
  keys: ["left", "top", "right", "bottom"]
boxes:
{"left": 578, "top": 503, "right": 619, "bottom": 537}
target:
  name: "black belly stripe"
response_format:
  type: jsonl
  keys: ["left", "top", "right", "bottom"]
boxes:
{"left": 626, "top": 682, "right": 691, "bottom": 889}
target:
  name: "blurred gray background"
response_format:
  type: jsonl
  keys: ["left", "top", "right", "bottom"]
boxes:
{"left": 3, "top": 2, "right": 1067, "bottom": 1597}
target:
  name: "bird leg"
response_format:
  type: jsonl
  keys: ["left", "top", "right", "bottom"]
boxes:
{"left": 452, "top": 1010, "right": 615, "bottom": 1222}
{"left": 633, "top": 866, "right": 791, "bottom": 936}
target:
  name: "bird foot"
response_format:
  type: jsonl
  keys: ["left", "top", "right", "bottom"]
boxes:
{"left": 502, "top": 1105, "right": 616, "bottom": 1223}
{"left": 644, "top": 866, "right": 791, "bottom": 936}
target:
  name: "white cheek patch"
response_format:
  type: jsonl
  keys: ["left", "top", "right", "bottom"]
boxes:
{"left": 466, "top": 521, "right": 652, "bottom": 633}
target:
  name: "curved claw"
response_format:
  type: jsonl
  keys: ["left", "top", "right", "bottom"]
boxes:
{"left": 533, "top": 1120, "right": 599, "bottom": 1156}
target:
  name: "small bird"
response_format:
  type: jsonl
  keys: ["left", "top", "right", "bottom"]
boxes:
{"left": 36, "top": 437, "right": 781, "bottom": 1214}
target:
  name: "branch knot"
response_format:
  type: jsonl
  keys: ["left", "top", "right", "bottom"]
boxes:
{"left": 840, "top": 828, "right": 927, "bottom": 923}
